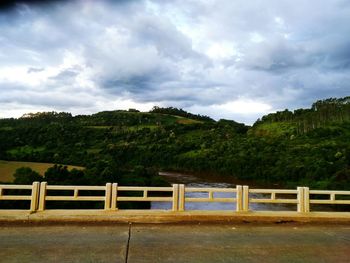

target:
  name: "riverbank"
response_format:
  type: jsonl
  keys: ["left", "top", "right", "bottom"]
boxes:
{"left": 159, "top": 170, "right": 287, "bottom": 189}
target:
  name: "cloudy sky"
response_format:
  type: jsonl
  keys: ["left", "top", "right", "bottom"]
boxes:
{"left": 0, "top": 0, "right": 349, "bottom": 124}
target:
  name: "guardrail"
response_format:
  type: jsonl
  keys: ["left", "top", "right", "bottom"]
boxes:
{"left": 0, "top": 182, "right": 40, "bottom": 212}
{"left": 0, "top": 183, "right": 349, "bottom": 213}
{"left": 244, "top": 186, "right": 301, "bottom": 211}
{"left": 306, "top": 189, "right": 350, "bottom": 212}
{"left": 38, "top": 182, "right": 110, "bottom": 211}
{"left": 180, "top": 186, "right": 242, "bottom": 211}
{"left": 111, "top": 184, "right": 177, "bottom": 211}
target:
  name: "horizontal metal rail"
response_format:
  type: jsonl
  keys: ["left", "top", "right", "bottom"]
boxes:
{"left": 0, "top": 183, "right": 349, "bottom": 214}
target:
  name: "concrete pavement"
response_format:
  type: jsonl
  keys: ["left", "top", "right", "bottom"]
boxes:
{"left": 0, "top": 223, "right": 350, "bottom": 262}
{"left": 128, "top": 224, "right": 350, "bottom": 263}
{"left": 0, "top": 225, "right": 129, "bottom": 262}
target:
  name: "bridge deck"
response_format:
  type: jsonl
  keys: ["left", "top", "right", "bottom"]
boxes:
{"left": 1, "top": 223, "right": 349, "bottom": 262}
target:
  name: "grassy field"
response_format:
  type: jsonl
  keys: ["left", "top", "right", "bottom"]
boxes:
{"left": 176, "top": 118, "right": 202, "bottom": 124}
{"left": 85, "top": 126, "right": 112, "bottom": 129}
{"left": 250, "top": 121, "right": 296, "bottom": 137}
{"left": 0, "top": 160, "right": 84, "bottom": 183}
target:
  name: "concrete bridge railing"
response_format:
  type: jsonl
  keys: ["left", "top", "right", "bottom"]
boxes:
{"left": 0, "top": 182, "right": 350, "bottom": 213}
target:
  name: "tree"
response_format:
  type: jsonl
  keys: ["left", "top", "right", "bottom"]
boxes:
{"left": 13, "top": 167, "right": 42, "bottom": 184}
{"left": 44, "top": 164, "right": 70, "bottom": 184}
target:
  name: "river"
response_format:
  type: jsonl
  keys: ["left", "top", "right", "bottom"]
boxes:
{"left": 151, "top": 172, "right": 296, "bottom": 211}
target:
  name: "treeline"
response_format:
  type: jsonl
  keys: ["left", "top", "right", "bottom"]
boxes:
{"left": 254, "top": 97, "right": 350, "bottom": 134}
{"left": 0, "top": 164, "right": 166, "bottom": 209}
{"left": 149, "top": 106, "right": 214, "bottom": 122}
{"left": 76, "top": 110, "right": 174, "bottom": 127}
{"left": 12, "top": 164, "right": 165, "bottom": 187}
{"left": 20, "top": 111, "right": 73, "bottom": 120}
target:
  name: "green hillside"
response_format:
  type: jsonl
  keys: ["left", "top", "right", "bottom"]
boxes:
{"left": 0, "top": 100, "right": 349, "bottom": 191}
{"left": 251, "top": 97, "right": 350, "bottom": 136}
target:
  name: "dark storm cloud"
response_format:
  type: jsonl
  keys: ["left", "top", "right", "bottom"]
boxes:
{"left": 0, "top": 0, "right": 350, "bottom": 123}
{"left": 0, "top": 81, "right": 86, "bottom": 107}
{"left": 27, "top": 67, "right": 44, "bottom": 73}
{"left": 49, "top": 69, "right": 79, "bottom": 81}
{"left": 0, "top": 0, "right": 66, "bottom": 11}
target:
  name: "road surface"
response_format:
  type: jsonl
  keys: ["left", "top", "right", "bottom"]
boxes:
{"left": 1, "top": 223, "right": 349, "bottom": 262}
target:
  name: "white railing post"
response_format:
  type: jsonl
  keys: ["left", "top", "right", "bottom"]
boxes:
{"left": 38, "top": 182, "right": 47, "bottom": 211}
{"left": 297, "top": 186, "right": 305, "bottom": 212}
{"left": 111, "top": 183, "right": 118, "bottom": 210}
{"left": 242, "top": 185, "right": 249, "bottom": 212}
{"left": 236, "top": 185, "right": 243, "bottom": 212}
{"left": 104, "top": 183, "right": 112, "bottom": 210}
{"left": 172, "top": 184, "right": 179, "bottom": 211}
{"left": 30, "top": 182, "right": 40, "bottom": 212}
{"left": 304, "top": 187, "right": 310, "bottom": 212}
{"left": 178, "top": 184, "right": 185, "bottom": 211}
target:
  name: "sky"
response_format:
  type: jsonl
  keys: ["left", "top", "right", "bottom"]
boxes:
{"left": 0, "top": 0, "right": 349, "bottom": 124}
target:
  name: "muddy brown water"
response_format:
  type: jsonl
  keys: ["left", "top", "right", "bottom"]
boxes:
{"left": 151, "top": 172, "right": 297, "bottom": 211}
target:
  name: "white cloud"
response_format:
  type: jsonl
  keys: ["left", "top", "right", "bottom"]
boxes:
{"left": 206, "top": 42, "right": 237, "bottom": 60}
{"left": 214, "top": 100, "right": 272, "bottom": 114}
{"left": 0, "top": 0, "right": 350, "bottom": 124}
{"left": 250, "top": 33, "right": 265, "bottom": 43}
{"left": 0, "top": 102, "right": 54, "bottom": 119}
{"left": 186, "top": 99, "right": 273, "bottom": 124}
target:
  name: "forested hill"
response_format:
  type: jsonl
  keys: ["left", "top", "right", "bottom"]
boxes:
{"left": 252, "top": 97, "right": 350, "bottom": 136}
{"left": 0, "top": 99, "right": 349, "bottom": 191}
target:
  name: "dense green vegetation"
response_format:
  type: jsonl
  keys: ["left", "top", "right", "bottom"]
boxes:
{"left": 253, "top": 97, "right": 350, "bottom": 135}
{"left": 149, "top": 106, "right": 214, "bottom": 122}
{"left": 0, "top": 97, "right": 349, "bottom": 191}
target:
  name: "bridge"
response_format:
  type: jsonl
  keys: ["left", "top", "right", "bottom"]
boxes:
{"left": 1, "top": 182, "right": 349, "bottom": 223}
{"left": 1, "top": 183, "right": 350, "bottom": 262}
